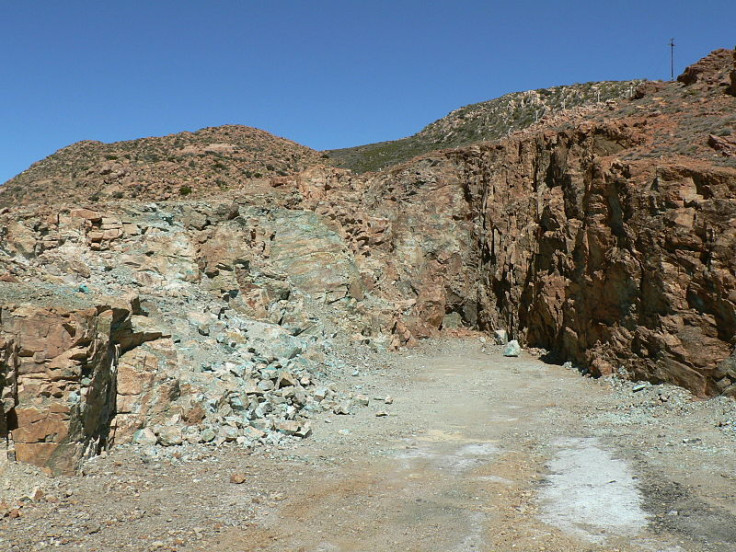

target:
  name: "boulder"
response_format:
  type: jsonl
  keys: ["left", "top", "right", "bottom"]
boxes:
{"left": 503, "top": 340, "right": 521, "bottom": 357}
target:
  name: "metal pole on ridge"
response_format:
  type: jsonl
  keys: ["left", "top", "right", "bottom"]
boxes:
{"left": 670, "top": 38, "right": 676, "bottom": 80}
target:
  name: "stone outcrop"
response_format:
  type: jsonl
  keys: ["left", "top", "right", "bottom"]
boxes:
{"left": 317, "top": 127, "right": 735, "bottom": 396}
{"left": 0, "top": 286, "right": 149, "bottom": 474}
{"left": 449, "top": 135, "right": 735, "bottom": 396}
{"left": 0, "top": 200, "right": 379, "bottom": 471}
{"left": 677, "top": 48, "right": 734, "bottom": 89}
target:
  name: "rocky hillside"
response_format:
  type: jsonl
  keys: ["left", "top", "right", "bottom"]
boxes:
{"left": 0, "top": 48, "right": 735, "bottom": 474}
{"left": 0, "top": 125, "right": 323, "bottom": 207}
{"left": 327, "top": 80, "right": 643, "bottom": 173}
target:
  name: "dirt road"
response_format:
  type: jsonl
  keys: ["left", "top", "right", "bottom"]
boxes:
{"left": 3, "top": 339, "right": 736, "bottom": 551}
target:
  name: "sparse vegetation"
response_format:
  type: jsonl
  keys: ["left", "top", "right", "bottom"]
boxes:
{"left": 0, "top": 125, "right": 323, "bottom": 206}
{"left": 327, "top": 80, "right": 643, "bottom": 173}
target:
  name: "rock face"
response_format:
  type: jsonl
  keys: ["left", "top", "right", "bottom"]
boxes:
{"left": 678, "top": 48, "right": 734, "bottom": 88}
{"left": 0, "top": 285, "right": 145, "bottom": 473}
{"left": 1, "top": 49, "right": 735, "bottom": 471}
{"left": 0, "top": 200, "right": 379, "bottom": 472}
{"left": 455, "top": 137, "right": 735, "bottom": 395}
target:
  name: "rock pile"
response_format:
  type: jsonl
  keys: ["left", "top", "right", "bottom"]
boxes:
{"left": 0, "top": 200, "right": 381, "bottom": 472}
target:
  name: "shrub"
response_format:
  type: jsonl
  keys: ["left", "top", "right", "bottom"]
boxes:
{"left": 179, "top": 185, "right": 192, "bottom": 196}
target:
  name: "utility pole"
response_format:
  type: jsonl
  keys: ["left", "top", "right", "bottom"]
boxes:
{"left": 669, "top": 38, "right": 675, "bottom": 80}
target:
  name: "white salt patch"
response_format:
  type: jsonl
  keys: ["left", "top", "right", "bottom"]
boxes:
{"left": 538, "top": 437, "right": 649, "bottom": 543}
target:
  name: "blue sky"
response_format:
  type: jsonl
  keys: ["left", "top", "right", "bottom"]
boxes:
{"left": 1, "top": 1, "right": 734, "bottom": 184}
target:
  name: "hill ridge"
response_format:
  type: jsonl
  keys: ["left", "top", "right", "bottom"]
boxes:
{"left": 326, "top": 79, "right": 643, "bottom": 173}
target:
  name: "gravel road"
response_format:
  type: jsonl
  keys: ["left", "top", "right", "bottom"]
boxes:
{"left": 3, "top": 338, "right": 736, "bottom": 551}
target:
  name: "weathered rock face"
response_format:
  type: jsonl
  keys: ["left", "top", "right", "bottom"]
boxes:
{"left": 678, "top": 48, "right": 734, "bottom": 89}
{"left": 442, "top": 134, "right": 735, "bottom": 396}
{"left": 330, "top": 129, "right": 734, "bottom": 396}
{"left": 0, "top": 285, "right": 150, "bottom": 474}
{"left": 0, "top": 200, "right": 379, "bottom": 471}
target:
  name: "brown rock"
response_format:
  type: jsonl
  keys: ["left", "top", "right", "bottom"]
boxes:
{"left": 69, "top": 208, "right": 102, "bottom": 222}
{"left": 708, "top": 134, "right": 736, "bottom": 157}
{"left": 677, "top": 48, "right": 733, "bottom": 87}
{"left": 182, "top": 403, "right": 206, "bottom": 425}
{"left": 229, "top": 473, "right": 247, "bottom": 485}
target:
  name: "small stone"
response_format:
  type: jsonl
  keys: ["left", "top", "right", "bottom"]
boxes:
{"left": 158, "top": 426, "right": 183, "bottom": 446}
{"left": 503, "top": 340, "right": 521, "bottom": 357}
{"left": 274, "top": 420, "right": 300, "bottom": 436}
{"left": 228, "top": 363, "right": 246, "bottom": 377}
{"left": 384, "top": 396, "right": 394, "bottom": 405}
{"left": 375, "top": 411, "right": 389, "bottom": 417}
{"left": 218, "top": 426, "right": 240, "bottom": 442}
{"left": 242, "top": 426, "right": 266, "bottom": 440}
{"left": 133, "top": 428, "right": 158, "bottom": 446}
{"left": 294, "top": 423, "right": 312, "bottom": 438}
{"left": 313, "top": 387, "right": 330, "bottom": 401}
{"left": 277, "top": 371, "right": 298, "bottom": 388}
{"left": 333, "top": 402, "right": 352, "bottom": 415}
{"left": 632, "top": 383, "right": 647, "bottom": 392}
{"left": 354, "top": 394, "right": 370, "bottom": 406}
{"left": 230, "top": 473, "right": 247, "bottom": 485}
{"left": 257, "top": 379, "right": 275, "bottom": 392}
{"left": 493, "top": 329, "right": 508, "bottom": 345}
{"left": 199, "top": 428, "right": 216, "bottom": 443}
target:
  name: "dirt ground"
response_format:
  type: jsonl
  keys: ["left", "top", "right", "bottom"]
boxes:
{"left": 3, "top": 338, "right": 736, "bottom": 551}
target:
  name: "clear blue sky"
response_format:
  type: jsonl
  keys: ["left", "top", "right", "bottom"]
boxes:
{"left": 1, "top": 1, "right": 734, "bottom": 184}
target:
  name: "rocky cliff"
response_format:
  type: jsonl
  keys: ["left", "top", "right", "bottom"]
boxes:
{"left": 1, "top": 49, "right": 735, "bottom": 472}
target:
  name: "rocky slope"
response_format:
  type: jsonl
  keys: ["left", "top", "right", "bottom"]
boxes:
{"left": 1, "top": 48, "right": 735, "bottom": 473}
{"left": 0, "top": 125, "right": 323, "bottom": 207}
{"left": 326, "top": 79, "right": 643, "bottom": 173}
